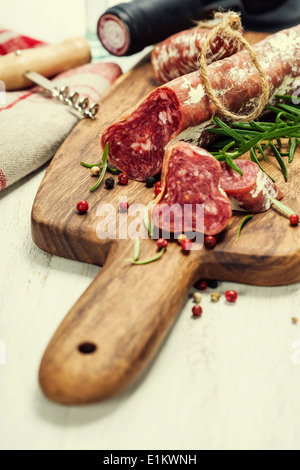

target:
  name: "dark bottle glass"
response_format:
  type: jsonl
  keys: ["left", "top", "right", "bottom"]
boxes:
{"left": 97, "top": 0, "right": 208, "bottom": 56}
{"left": 97, "top": 0, "right": 295, "bottom": 56}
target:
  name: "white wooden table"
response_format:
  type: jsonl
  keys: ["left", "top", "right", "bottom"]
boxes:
{"left": 1, "top": 0, "right": 300, "bottom": 451}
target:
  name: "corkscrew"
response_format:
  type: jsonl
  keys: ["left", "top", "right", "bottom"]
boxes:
{"left": 24, "top": 70, "right": 99, "bottom": 119}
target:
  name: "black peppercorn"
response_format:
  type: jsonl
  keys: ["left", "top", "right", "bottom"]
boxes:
{"left": 145, "top": 176, "right": 155, "bottom": 188}
{"left": 207, "top": 280, "right": 218, "bottom": 289}
{"left": 105, "top": 177, "right": 115, "bottom": 189}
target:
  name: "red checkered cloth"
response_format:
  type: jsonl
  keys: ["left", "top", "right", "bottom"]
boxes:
{"left": 0, "top": 29, "right": 122, "bottom": 192}
{"left": 0, "top": 28, "right": 45, "bottom": 55}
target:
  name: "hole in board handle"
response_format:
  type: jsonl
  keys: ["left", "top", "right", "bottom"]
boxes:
{"left": 78, "top": 342, "right": 97, "bottom": 354}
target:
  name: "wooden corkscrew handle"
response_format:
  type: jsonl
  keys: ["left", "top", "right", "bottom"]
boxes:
{"left": 0, "top": 37, "right": 91, "bottom": 91}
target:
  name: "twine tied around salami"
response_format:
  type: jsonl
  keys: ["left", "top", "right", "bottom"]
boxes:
{"left": 198, "top": 11, "right": 270, "bottom": 122}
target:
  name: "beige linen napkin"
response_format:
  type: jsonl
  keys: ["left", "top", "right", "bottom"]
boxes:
{"left": 0, "top": 61, "right": 122, "bottom": 192}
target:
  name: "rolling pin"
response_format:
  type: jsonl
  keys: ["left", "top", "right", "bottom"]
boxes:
{"left": 0, "top": 37, "right": 91, "bottom": 91}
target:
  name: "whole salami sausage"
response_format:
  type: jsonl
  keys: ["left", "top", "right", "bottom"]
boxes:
{"left": 151, "top": 141, "right": 232, "bottom": 235}
{"left": 151, "top": 24, "right": 243, "bottom": 84}
{"left": 101, "top": 24, "right": 300, "bottom": 181}
{"left": 220, "top": 160, "right": 283, "bottom": 212}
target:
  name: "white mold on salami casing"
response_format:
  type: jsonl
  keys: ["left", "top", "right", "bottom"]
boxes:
{"left": 218, "top": 186, "right": 228, "bottom": 199}
{"left": 167, "top": 118, "right": 214, "bottom": 148}
{"left": 221, "top": 162, "right": 282, "bottom": 213}
{"left": 185, "top": 83, "right": 205, "bottom": 105}
{"left": 269, "top": 75, "right": 300, "bottom": 106}
{"left": 249, "top": 170, "right": 278, "bottom": 210}
{"left": 228, "top": 197, "right": 247, "bottom": 212}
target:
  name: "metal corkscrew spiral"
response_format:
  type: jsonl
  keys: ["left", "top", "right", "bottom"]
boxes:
{"left": 24, "top": 70, "right": 100, "bottom": 119}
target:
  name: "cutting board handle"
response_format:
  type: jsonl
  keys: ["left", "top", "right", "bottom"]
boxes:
{"left": 38, "top": 239, "right": 198, "bottom": 404}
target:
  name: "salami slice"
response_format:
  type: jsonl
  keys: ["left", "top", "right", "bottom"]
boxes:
{"left": 151, "top": 141, "right": 232, "bottom": 235}
{"left": 151, "top": 25, "right": 243, "bottom": 84}
{"left": 220, "top": 160, "right": 283, "bottom": 212}
{"left": 101, "top": 25, "right": 300, "bottom": 181}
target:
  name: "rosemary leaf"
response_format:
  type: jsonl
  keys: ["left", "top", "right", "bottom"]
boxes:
{"left": 222, "top": 141, "right": 236, "bottom": 153}
{"left": 144, "top": 200, "right": 155, "bottom": 237}
{"left": 262, "top": 141, "right": 270, "bottom": 152}
{"left": 270, "top": 197, "right": 295, "bottom": 217}
{"left": 133, "top": 237, "right": 141, "bottom": 262}
{"left": 266, "top": 106, "right": 296, "bottom": 121}
{"left": 250, "top": 148, "right": 274, "bottom": 182}
{"left": 278, "top": 103, "right": 300, "bottom": 116}
{"left": 225, "top": 155, "right": 243, "bottom": 176}
{"left": 213, "top": 117, "right": 247, "bottom": 143}
{"left": 250, "top": 121, "right": 266, "bottom": 132}
{"left": 236, "top": 125, "right": 300, "bottom": 157}
{"left": 101, "top": 141, "right": 109, "bottom": 163}
{"left": 107, "top": 167, "right": 119, "bottom": 174}
{"left": 129, "top": 247, "right": 165, "bottom": 265}
{"left": 235, "top": 215, "right": 253, "bottom": 242}
{"left": 89, "top": 161, "right": 107, "bottom": 192}
{"left": 80, "top": 161, "right": 102, "bottom": 168}
{"left": 289, "top": 138, "right": 297, "bottom": 163}
{"left": 275, "top": 94, "right": 294, "bottom": 101}
{"left": 257, "top": 142, "right": 267, "bottom": 162}
{"left": 269, "top": 142, "right": 288, "bottom": 181}
{"left": 209, "top": 128, "right": 260, "bottom": 138}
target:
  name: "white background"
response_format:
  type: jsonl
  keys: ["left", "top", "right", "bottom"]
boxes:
{"left": 1, "top": 0, "right": 300, "bottom": 451}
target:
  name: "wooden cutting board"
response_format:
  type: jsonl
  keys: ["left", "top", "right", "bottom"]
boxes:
{"left": 31, "top": 31, "right": 300, "bottom": 405}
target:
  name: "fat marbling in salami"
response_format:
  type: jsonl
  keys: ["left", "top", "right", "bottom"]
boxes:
{"left": 151, "top": 141, "right": 232, "bottom": 235}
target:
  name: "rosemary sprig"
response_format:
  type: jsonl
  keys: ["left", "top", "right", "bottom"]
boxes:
{"left": 235, "top": 215, "right": 253, "bottom": 242}
{"left": 81, "top": 142, "right": 118, "bottom": 187}
{"left": 208, "top": 96, "right": 300, "bottom": 181}
{"left": 125, "top": 240, "right": 166, "bottom": 265}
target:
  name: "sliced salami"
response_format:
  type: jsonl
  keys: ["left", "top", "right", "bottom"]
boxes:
{"left": 101, "top": 24, "right": 300, "bottom": 181}
{"left": 151, "top": 25, "right": 243, "bottom": 84}
{"left": 151, "top": 142, "right": 232, "bottom": 235}
{"left": 220, "top": 160, "right": 283, "bottom": 212}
